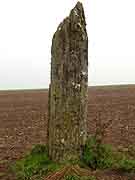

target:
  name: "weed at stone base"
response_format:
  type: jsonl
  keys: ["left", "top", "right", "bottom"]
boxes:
{"left": 82, "top": 136, "right": 135, "bottom": 173}
{"left": 10, "top": 144, "right": 60, "bottom": 180}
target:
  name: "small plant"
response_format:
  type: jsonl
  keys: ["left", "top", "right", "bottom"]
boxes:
{"left": 82, "top": 136, "right": 135, "bottom": 173}
{"left": 82, "top": 136, "right": 97, "bottom": 169}
{"left": 11, "top": 144, "right": 60, "bottom": 180}
{"left": 30, "top": 144, "right": 48, "bottom": 155}
{"left": 82, "top": 136, "right": 115, "bottom": 169}
{"left": 115, "top": 153, "right": 135, "bottom": 172}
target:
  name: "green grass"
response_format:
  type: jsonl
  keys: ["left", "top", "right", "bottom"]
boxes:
{"left": 11, "top": 140, "right": 135, "bottom": 179}
{"left": 114, "top": 153, "right": 135, "bottom": 172}
{"left": 82, "top": 136, "right": 115, "bottom": 169}
{"left": 10, "top": 144, "right": 60, "bottom": 180}
{"left": 82, "top": 136, "right": 135, "bottom": 172}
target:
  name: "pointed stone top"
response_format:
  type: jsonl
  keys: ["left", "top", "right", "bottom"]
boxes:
{"left": 75, "top": 1, "right": 83, "bottom": 10}
{"left": 70, "top": 1, "right": 86, "bottom": 26}
{"left": 53, "top": 1, "right": 87, "bottom": 41}
{"left": 73, "top": 1, "right": 84, "bottom": 15}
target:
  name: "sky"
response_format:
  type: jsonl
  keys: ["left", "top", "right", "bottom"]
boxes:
{"left": 0, "top": 0, "right": 135, "bottom": 90}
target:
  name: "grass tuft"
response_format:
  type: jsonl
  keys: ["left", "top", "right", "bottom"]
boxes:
{"left": 82, "top": 136, "right": 135, "bottom": 172}
{"left": 10, "top": 144, "right": 60, "bottom": 179}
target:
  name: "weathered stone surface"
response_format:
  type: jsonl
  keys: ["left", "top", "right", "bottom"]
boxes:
{"left": 48, "top": 1, "right": 88, "bottom": 161}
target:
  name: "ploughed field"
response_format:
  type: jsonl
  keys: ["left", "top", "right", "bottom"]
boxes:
{"left": 1, "top": 85, "right": 135, "bottom": 179}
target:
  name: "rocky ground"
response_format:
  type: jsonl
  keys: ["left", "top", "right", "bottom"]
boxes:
{"left": 1, "top": 85, "right": 135, "bottom": 179}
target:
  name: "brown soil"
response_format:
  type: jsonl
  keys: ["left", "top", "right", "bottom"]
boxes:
{"left": 1, "top": 85, "right": 135, "bottom": 179}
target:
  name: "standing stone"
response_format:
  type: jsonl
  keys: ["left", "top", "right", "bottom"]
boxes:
{"left": 48, "top": 1, "right": 88, "bottom": 162}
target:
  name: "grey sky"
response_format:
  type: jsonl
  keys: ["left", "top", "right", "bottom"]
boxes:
{"left": 0, "top": 0, "right": 135, "bottom": 90}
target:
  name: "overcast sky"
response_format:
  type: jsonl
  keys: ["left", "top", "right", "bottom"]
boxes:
{"left": 0, "top": 0, "right": 135, "bottom": 90}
